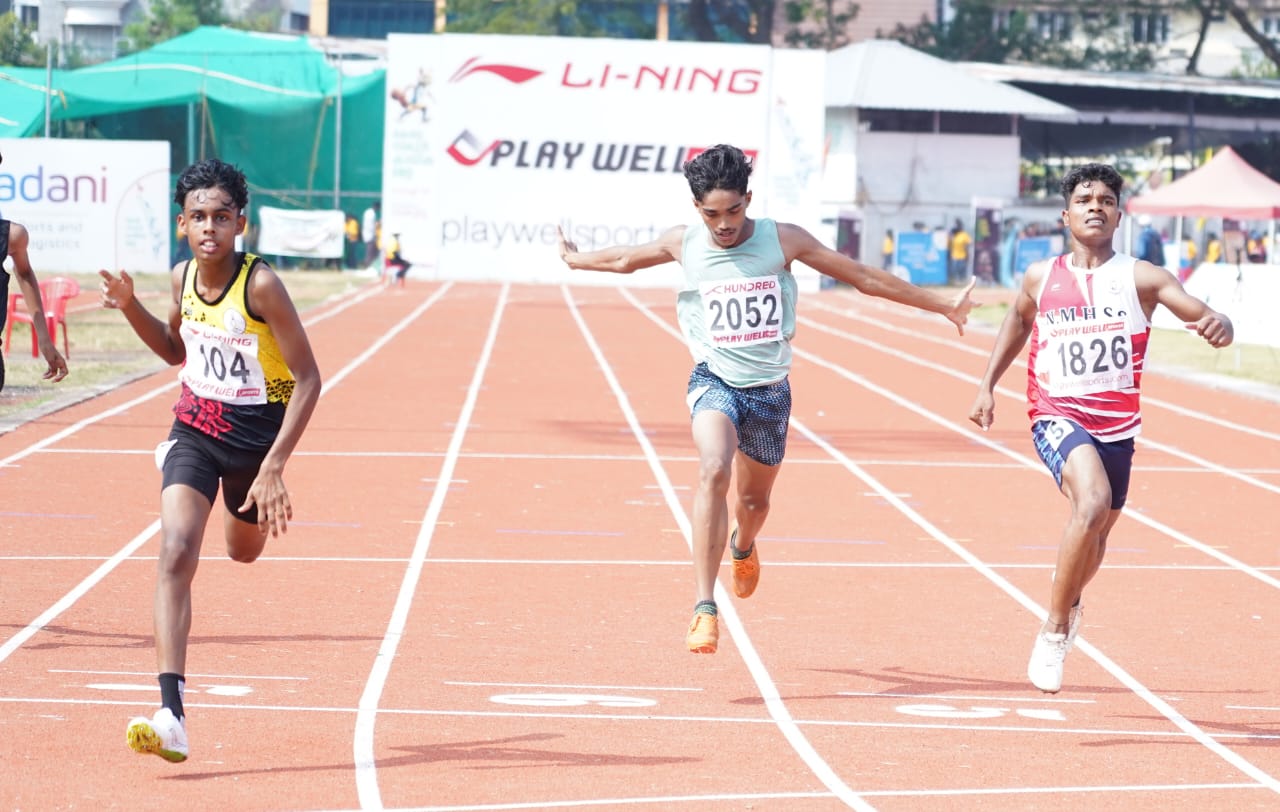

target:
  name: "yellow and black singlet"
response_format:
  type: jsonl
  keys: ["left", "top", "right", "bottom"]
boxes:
{"left": 173, "top": 252, "right": 295, "bottom": 450}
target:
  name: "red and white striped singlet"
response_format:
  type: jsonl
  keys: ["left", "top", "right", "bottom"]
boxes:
{"left": 1026, "top": 253, "right": 1150, "bottom": 441}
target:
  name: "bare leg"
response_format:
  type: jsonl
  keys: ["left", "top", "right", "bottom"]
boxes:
{"left": 1045, "top": 447, "right": 1117, "bottom": 634}
{"left": 154, "top": 486, "right": 213, "bottom": 675}
{"left": 223, "top": 506, "right": 267, "bottom": 564}
{"left": 689, "top": 409, "right": 737, "bottom": 603}
{"left": 731, "top": 451, "right": 782, "bottom": 553}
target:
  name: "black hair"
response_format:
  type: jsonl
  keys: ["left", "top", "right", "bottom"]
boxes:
{"left": 1059, "top": 163, "right": 1124, "bottom": 206}
{"left": 682, "top": 144, "right": 752, "bottom": 202}
{"left": 174, "top": 158, "right": 249, "bottom": 212}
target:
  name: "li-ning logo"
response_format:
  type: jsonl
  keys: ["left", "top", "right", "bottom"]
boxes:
{"left": 449, "top": 57, "right": 543, "bottom": 84}
{"left": 449, "top": 55, "right": 762, "bottom": 94}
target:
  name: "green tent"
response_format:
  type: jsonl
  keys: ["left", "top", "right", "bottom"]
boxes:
{"left": 0, "top": 66, "right": 67, "bottom": 138}
{"left": 6, "top": 26, "right": 385, "bottom": 246}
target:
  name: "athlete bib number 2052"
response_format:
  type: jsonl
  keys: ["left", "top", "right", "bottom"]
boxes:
{"left": 700, "top": 275, "right": 782, "bottom": 348}
{"left": 1046, "top": 324, "right": 1133, "bottom": 397}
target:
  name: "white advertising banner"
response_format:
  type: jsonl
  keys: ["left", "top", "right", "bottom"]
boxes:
{"left": 257, "top": 205, "right": 345, "bottom": 259}
{"left": 0, "top": 138, "right": 171, "bottom": 273}
{"left": 383, "top": 34, "right": 825, "bottom": 285}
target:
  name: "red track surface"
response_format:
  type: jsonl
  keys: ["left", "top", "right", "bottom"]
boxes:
{"left": 2, "top": 280, "right": 1278, "bottom": 811}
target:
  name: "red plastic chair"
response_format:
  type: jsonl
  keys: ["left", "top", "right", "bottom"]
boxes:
{"left": 4, "top": 276, "right": 80, "bottom": 358}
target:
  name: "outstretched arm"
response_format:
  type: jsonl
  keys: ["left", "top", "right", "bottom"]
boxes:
{"left": 557, "top": 225, "right": 684, "bottom": 274}
{"left": 1136, "top": 260, "right": 1233, "bottom": 349}
{"left": 8, "top": 223, "right": 68, "bottom": 381}
{"left": 969, "top": 262, "right": 1043, "bottom": 431}
{"left": 99, "top": 264, "right": 186, "bottom": 365}
{"left": 780, "top": 223, "right": 975, "bottom": 334}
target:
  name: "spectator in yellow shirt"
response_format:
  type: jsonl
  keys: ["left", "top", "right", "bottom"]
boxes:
{"left": 1204, "top": 232, "right": 1221, "bottom": 264}
{"left": 949, "top": 219, "right": 972, "bottom": 284}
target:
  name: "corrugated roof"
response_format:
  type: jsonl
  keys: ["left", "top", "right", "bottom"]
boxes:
{"left": 825, "top": 39, "right": 1075, "bottom": 119}
{"left": 961, "top": 60, "right": 1280, "bottom": 101}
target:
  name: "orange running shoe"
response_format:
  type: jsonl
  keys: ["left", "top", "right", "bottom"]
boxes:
{"left": 685, "top": 611, "right": 718, "bottom": 654}
{"left": 730, "top": 528, "right": 760, "bottom": 598}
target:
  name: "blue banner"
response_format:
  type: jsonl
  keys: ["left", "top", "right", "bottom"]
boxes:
{"left": 1013, "top": 236, "right": 1057, "bottom": 279}
{"left": 895, "top": 230, "right": 947, "bottom": 285}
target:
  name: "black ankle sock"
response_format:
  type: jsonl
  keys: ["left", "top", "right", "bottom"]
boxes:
{"left": 731, "top": 541, "right": 754, "bottom": 560}
{"left": 694, "top": 600, "right": 717, "bottom": 616}
{"left": 159, "top": 672, "right": 185, "bottom": 720}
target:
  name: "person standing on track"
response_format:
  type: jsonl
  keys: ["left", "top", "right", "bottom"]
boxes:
{"left": 100, "top": 159, "right": 322, "bottom": 762}
{"left": 0, "top": 150, "right": 70, "bottom": 391}
{"left": 968, "top": 162, "right": 1233, "bottom": 694}
{"left": 557, "top": 144, "right": 975, "bottom": 654}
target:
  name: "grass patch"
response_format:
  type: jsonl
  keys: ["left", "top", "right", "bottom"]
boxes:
{"left": 1, "top": 269, "right": 372, "bottom": 430}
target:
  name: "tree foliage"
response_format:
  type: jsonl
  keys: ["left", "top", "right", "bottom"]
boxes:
{"left": 0, "top": 12, "right": 48, "bottom": 66}
{"left": 442, "top": 1, "right": 650, "bottom": 37}
{"left": 782, "top": 1, "right": 859, "bottom": 49}
{"left": 121, "top": 0, "right": 227, "bottom": 55}
{"left": 888, "top": 0, "right": 1157, "bottom": 71}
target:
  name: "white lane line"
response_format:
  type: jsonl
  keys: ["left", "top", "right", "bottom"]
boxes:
{"left": 788, "top": 346, "right": 1280, "bottom": 794}
{"left": 796, "top": 315, "right": 1280, "bottom": 590}
{"left": 0, "top": 521, "right": 159, "bottom": 665}
{"left": 798, "top": 312, "right": 1280, "bottom": 497}
{"left": 444, "top": 681, "right": 702, "bottom": 692}
{"left": 0, "top": 283, "right": 453, "bottom": 663}
{"left": 7, "top": 694, "right": 1280, "bottom": 746}
{"left": 300, "top": 783, "right": 1264, "bottom": 811}
{"left": 619, "top": 287, "right": 1280, "bottom": 797}
{"left": 0, "top": 278, "right": 386, "bottom": 442}
{"left": 812, "top": 293, "right": 1280, "bottom": 442}
{"left": 564, "top": 285, "right": 875, "bottom": 812}
{"left": 353, "top": 284, "right": 508, "bottom": 811}
{"left": 49, "top": 668, "right": 308, "bottom": 680}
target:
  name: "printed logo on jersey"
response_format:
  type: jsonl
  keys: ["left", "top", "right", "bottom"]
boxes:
{"left": 223, "top": 309, "right": 247, "bottom": 335}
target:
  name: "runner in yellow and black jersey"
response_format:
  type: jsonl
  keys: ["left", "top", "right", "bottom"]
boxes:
{"left": 100, "top": 159, "right": 321, "bottom": 764}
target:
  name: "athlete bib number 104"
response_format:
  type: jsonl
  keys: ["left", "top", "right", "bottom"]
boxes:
{"left": 700, "top": 275, "right": 782, "bottom": 348}
{"left": 1046, "top": 324, "right": 1133, "bottom": 397}
{"left": 180, "top": 323, "right": 268, "bottom": 405}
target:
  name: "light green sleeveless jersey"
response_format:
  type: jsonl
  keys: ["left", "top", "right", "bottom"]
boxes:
{"left": 675, "top": 218, "right": 797, "bottom": 388}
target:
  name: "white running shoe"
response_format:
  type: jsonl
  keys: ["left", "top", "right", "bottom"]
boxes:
{"left": 126, "top": 707, "right": 188, "bottom": 763}
{"left": 1066, "top": 603, "right": 1084, "bottom": 651}
{"left": 1027, "top": 631, "right": 1070, "bottom": 693}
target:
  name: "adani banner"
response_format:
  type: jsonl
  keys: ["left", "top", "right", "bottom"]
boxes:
{"left": 383, "top": 34, "right": 822, "bottom": 284}
{"left": 0, "top": 138, "right": 170, "bottom": 273}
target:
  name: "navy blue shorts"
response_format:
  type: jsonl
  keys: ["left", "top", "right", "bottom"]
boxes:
{"left": 155, "top": 422, "right": 266, "bottom": 524}
{"left": 686, "top": 363, "right": 791, "bottom": 466}
{"left": 1031, "top": 417, "right": 1135, "bottom": 510}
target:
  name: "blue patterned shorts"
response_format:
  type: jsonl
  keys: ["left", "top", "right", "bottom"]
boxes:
{"left": 1031, "top": 417, "right": 1134, "bottom": 510}
{"left": 686, "top": 363, "right": 791, "bottom": 466}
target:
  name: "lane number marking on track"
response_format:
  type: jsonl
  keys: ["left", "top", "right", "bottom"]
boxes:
{"left": 490, "top": 692, "right": 657, "bottom": 709}
{"left": 896, "top": 702, "right": 1065, "bottom": 722}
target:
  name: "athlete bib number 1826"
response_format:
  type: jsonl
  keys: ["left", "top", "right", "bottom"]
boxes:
{"left": 699, "top": 275, "right": 782, "bottom": 348}
{"left": 1045, "top": 322, "right": 1133, "bottom": 397}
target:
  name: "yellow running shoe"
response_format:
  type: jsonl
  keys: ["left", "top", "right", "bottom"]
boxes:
{"left": 126, "top": 707, "right": 188, "bottom": 763}
{"left": 685, "top": 611, "right": 718, "bottom": 654}
{"left": 730, "top": 528, "right": 759, "bottom": 598}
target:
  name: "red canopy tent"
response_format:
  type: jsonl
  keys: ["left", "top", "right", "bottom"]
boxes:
{"left": 1126, "top": 146, "right": 1280, "bottom": 218}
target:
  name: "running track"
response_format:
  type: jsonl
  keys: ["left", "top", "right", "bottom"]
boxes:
{"left": 2, "top": 280, "right": 1278, "bottom": 811}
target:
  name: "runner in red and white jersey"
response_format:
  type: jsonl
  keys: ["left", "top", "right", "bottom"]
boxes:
{"left": 969, "top": 163, "right": 1232, "bottom": 695}
{"left": 1026, "top": 252, "right": 1150, "bottom": 442}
